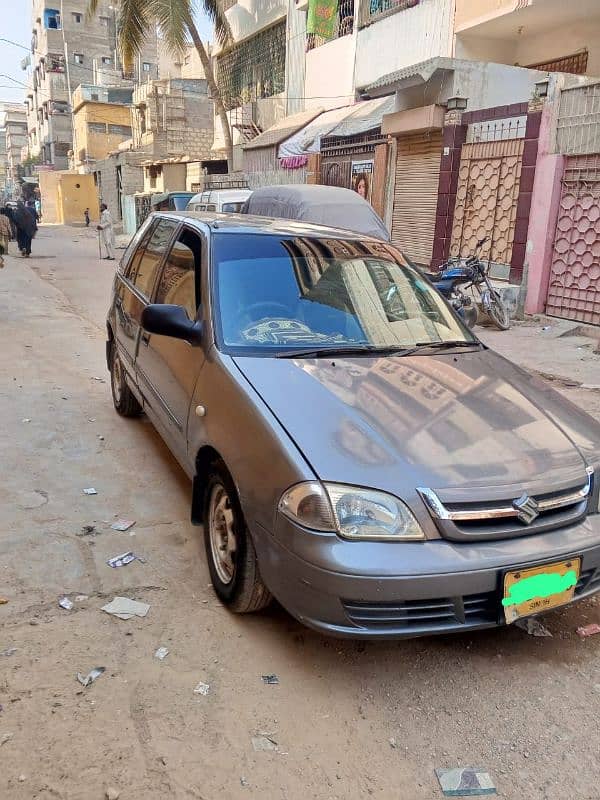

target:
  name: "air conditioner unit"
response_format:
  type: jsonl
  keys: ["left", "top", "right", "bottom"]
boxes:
{"left": 295, "top": 0, "right": 309, "bottom": 10}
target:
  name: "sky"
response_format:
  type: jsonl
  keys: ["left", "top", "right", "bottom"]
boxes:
{"left": 0, "top": 4, "right": 213, "bottom": 107}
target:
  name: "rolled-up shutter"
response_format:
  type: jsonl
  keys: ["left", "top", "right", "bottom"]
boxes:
{"left": 391, "top": 133, "right": 442, "bottom": 267}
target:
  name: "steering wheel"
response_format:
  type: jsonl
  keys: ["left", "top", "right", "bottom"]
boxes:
{"left": 243, "top": 302, "right": 291, "bottom": 321}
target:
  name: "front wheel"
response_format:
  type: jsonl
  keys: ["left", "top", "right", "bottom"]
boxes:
{"left": 487, "top": 289, "right": 510, "bottom": 330}
{"left": 203, "top": 462, "right": 272, "bottom": 613}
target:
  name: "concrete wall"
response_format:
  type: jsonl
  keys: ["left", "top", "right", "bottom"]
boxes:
{"left": 455, "top": 0, "right": 515, "bottom": 31}
{"left": 93, "top": 152, "right": 146, "bottom": 223}
{"left": 38, "top": 171, "right": 62, "bottom": 223}
{"left": 285, "top": 0, "right": 307, "bottom": 115}
{"left": 305, "top": 36, "right": 356, "bottom": 110}
{"left": 216, "top": 0, "right": 287, "bottom": 51}
{"left": 57, "top": 173, "right": 99, "bottom": 224}
{"left": 355, "top": 0, "right": 455, "bottom": 90}
{"left": 451, "top": 62, "right": 548, "bottom": 111}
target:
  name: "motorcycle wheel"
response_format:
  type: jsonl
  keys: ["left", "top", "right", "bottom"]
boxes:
{"left": 487, "top": 290, "right": 510, "bottom": 330}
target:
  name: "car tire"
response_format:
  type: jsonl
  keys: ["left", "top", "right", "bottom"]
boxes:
{"left": 204, "top": 461, "right": 272, "bottom": 613}
{"left": 109, "top": 341, "right": 142, "bottom": 417}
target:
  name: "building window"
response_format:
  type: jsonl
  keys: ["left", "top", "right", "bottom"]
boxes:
{"left": 47, "top": 53, "right": 65, "bottom": 73}
{"left": 44, "top": 9, "right": 61, "bottom": 29}
{"left": 88, "top": 122, "right": 108, "bottom": 134}
{"left": 108, "top": 124, "right": 132, "bottom": 137}
{"left": 306, "top": 0, "right": 354, "bottom": 50}
{"left": 99, "top": 15, "right": 109, "bottom": 26}
{"left": 142, "top": 62, "right": 151, "bottom": 72}
{"left": 526, "top": 50, "right": 588, "bottom": 76}
{"left": 74, "top": 53, "right": 84, "bottom": 64}
{"left": 359, "top": 0, "right": 419, "bottom": 28}
{"left": 217, "top": 21, "right": 286, "bottom": 110}
{"left": 102, "top": 56, "right": 112, "bottom": 65}
{"left": 54, "top": 142, "right": 70, "bottom": 157}
{"left": 72, "top": 12, "right": 82, "bottom": 23}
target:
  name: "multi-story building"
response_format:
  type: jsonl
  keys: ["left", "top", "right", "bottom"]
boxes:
{"left": 72, "top": 84, "right": 133, "bottom": 171}
{"left": 0, "top": 129, "right": 8, "bottom": 198}
{"left": 3, "top": 106, "right": 28, "bottom": 189}
{"left": 131, "top": 78, "right": 219, "bottom": 162}
{"left": 25, "top": 0, "right": 159, "bottom": 169}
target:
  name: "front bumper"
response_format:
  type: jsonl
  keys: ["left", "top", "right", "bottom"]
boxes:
{"left": 252, "top": 513, "right": 600, "bottom": 639}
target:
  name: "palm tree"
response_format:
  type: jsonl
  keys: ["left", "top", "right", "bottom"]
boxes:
{"left": 88, "top": 0, "right": 234, "bottom": 169}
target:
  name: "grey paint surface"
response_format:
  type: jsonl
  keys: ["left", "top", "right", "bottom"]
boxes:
{"left": 107, "top": 212, "right": 600, "bottom": 638}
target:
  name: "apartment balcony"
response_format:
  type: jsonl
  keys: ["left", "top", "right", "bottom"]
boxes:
{"left": 455, "top": 0, "right": 600, "bottom": 76}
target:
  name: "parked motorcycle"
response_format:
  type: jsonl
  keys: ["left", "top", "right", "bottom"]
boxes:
{"left": 425, "top": 237, "right": 511, "bottom": 331}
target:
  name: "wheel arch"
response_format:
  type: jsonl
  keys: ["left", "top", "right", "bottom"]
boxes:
{"left": 191, "top": 445, "right": 227, "bottom": 525}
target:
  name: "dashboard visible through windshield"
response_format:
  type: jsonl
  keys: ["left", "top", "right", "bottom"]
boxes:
{"left": 213, "top": 234, "right": 475, "bottom": 356}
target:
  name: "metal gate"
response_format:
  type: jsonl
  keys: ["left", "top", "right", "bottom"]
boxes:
{"left": 391, "top": 133, "right": 442, "bottom": 267}
{"left": 546, "top": 155, "right": 600, "bottom": 325}
{"left": 450, "top": 139, "right": 524, "bottom": 275}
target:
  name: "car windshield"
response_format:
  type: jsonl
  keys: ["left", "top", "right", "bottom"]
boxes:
{"left": 213, "top": 234, "right": 476, "bottom": 355}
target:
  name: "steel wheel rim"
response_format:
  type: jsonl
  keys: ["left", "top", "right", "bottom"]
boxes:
{"left": 111, "top": 353, "right": 123, "bottom": 405}
{"left": 208, "top": 484, "right": 237, "bottom": 585}
{"left": 490, "top": 295, "right": 509, "bottom": 328}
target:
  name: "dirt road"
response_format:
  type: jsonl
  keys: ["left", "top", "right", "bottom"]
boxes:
{"left": 1, "top": 225, "right": 599, "bottom": 800}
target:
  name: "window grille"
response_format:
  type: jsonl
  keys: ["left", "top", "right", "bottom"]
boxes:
{"left": 526, "top": 51, "right": 588, "bottom": 76}
{"left": 306, "top": 0, "right": 354, "bottom": 51}
{"left": 217, "top": 21, "right": 286, "bottom": 110}
{"left": 359, "top": 0, "right": 419, "bottom": 28}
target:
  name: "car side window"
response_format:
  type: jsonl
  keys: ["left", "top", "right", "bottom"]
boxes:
{"left": 154, "top": 228, "right": 202, "bottom": 320}
{"left": 123, "top": 220, "right": 155, "bottom": 281}
{"left": 131, "top": 218, "right": 178, "bottom": 298}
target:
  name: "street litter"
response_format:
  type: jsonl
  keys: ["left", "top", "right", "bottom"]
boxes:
{"left": 515, "top": 617, "right": 552, "bottom": 637}
{"left": 0, "top": 597, "right": 8, "bottom": 605}
{"left": 435, "top": 767, "right": 496, "bottom": 797}
{"left": 75, "top": 595, "right": 88, "bottom": 602}
{"left": 91, "top": 376, "right": 105, "bottom": 383}
{"left": 111, "top": 519, "right": 136, "bottom": 532}
{"left": 83, "top": 488, "right": 98, "bottom": 495}
{"left": 576, "top": 623, "right": 600, "bottom": 638}
{"left": 106, "top": 788, "right": 120, "bottom": 800}
{"left": 542, "top": 326, "right": 551, "bottom": 331}
{"left": 154, "top": 647, "right": 169, "bottom": 660}
{"left": 252, "top": 735, "right": 277, "bottom": 752}
{"left": 101, "top": 596, "right": 150, "bottom": 620}
{"left": 78, "top": 525, "right": 98, "bottom": 536}
{"left": 21, "top": 418, "right": 31, "bottom": 423}
{"left": 76, "top": 667, "right": 105, "bottom": 687}
{"left": 0, "top": 648, "right": 17, "bottom": 657}
{"left": 59, "top": 597, "right": 74, "bottom": 611}
{"left": 0, "top": 733, "right": 13, "bottom": 746}
{"left": 389, "top": 737, "right": 397, "bottom": 748}
{"left": 193, "top": 682, "right": 210, "bottom": 696}
{"left": 261, "top": 674, "right": 279, "bottom": 684}
{"left": 240, "top": 777, "right": 249, "bottom": 787}
{"left": 107, "top": 551, "right": 138, "bottom": 568}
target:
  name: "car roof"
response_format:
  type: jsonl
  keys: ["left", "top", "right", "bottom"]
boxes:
{"left": 153, "top": 210, "right": 387, "bottom": 243}
{"left": 188, "top": 189, "right": 252, "bottom": 203}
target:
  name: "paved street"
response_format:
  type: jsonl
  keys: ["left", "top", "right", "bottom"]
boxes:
{"left": 1, "top": 224, "right": 600, "bottom": 800}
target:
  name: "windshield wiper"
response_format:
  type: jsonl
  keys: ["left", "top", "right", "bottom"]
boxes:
{"left": 275, "top": 341, "right": 482, "bottom": 359}
{"left": 276, "top": 344, "right": 384, "bottom": 359}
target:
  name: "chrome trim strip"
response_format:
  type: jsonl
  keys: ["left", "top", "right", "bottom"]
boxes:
{"left": 418, "top": 472, "right": 591, "bottom": 523}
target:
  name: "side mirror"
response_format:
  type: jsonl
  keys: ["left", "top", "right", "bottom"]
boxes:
{"left": 141, "top": 304, "right": 203, "bottom": 346}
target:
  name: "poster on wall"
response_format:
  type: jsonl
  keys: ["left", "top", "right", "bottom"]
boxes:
{"left": 351, "top": 159, "right": 374, "bottom": 205}
{"left": 307, "top": 0, "right": 339, "bottom": 39}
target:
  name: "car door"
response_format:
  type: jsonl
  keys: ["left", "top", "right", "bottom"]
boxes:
{"left": 114, "top": 216, "right": 179, "bottom": 382}
{"left": 135, "top": 224, "right": 206, "bottom": 467}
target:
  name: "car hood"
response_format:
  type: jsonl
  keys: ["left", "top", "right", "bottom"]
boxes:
{"left": 233, "top": 349, "right": 599, "bottom": 501}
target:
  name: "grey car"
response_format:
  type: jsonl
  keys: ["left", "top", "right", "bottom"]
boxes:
{"left": 106, "top": 211, "right": 600, "bottom": 638}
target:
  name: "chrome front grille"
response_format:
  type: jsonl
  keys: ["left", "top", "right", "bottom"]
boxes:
{"left": 418, "top": 469, "right": 593, "bottom": 541}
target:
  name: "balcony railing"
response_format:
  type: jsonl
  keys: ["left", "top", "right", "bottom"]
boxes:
{"left": 359, "top": 0, "right": 419, "bottom": 28}
{"left": 306, "top": 0, "right": 354, "bottom": 50}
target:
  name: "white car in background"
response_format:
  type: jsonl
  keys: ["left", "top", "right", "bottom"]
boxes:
{"left": 186, "top": 189, "right": 252, "bottom": 214}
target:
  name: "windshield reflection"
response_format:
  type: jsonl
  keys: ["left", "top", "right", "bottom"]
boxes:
{"left": 214, "top": 235, "right": 473, "bottom": 353}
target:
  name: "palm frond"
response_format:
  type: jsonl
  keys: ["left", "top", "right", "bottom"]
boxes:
{"left": 153, "top": 0, "right": 193, "bottom": 57}
{"left": 192, "top": 0, "right": 233, "bottom": 47}
{"left": 117, "top": 0, "right": 154, "bottom": 68}
{"left": 86, "top": 0, "right": 100, "bottom": 21}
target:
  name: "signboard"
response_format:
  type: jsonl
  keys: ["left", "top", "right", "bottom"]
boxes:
{"left": 351, "top": 159, "right": 374, "bottom": 205}
{"left": 307, "top": 0, "right": 338, "bottom": 39}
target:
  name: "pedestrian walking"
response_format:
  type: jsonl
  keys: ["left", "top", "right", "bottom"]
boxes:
{"left": 34, "top": 198, "right": 42, "bottom": 221}
{"left": 97, "top": 203, "right": 116, "bottom": 260}
{"left": 0, "top": 208, "right": 12, "bottom": 268}
{"left": 84, "top": 207, "right": 90, "bottom": 227}
{"left": 3, "top": 201, "right": 36, "bottom": 257}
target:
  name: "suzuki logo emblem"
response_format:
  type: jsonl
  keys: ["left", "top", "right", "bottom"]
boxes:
{"left": 512, "top": 493, "right": 540, "bottom": 525}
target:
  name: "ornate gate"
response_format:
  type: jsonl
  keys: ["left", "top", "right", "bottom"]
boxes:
{"left": 450, "top": 139, "right": 524, "bottom": 275}
{"left": 546, "top": 155, "right": 600, "bottom": 325}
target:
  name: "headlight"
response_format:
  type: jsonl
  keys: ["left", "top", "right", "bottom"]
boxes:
{"left": 278, "top": 482, "right": 425, "bottom": 541}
